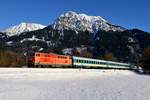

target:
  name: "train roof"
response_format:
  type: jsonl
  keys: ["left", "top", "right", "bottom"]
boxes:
{"left": 73, "top": 56, "right": 130, "bottom": 65}
{"left": 35, "top": 52, "right": 70, "bottom": 56}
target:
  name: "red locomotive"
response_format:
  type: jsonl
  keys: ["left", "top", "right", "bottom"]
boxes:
{"left": 28, "top": 52, "right": 72, "bottom": 68}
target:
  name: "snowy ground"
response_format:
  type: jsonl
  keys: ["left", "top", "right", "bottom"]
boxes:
{"left": 0, "top": 68, "right": 149, "bottom": 100}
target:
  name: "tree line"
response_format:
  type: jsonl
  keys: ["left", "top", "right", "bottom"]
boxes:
{"left": 0, "top": 47, "right": 149, "bottom": 71}
{"left": 0, "top": 50, "right": 25, "bottom": 67}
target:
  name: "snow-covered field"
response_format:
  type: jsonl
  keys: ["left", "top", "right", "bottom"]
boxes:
{"left": 0, "top": 68, "right": 149, "bottom": 100}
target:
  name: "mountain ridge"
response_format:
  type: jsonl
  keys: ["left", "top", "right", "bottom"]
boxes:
{"left": 52, "top": 11, "right": 126, "bottom": 33}
{"left": 2, "top": 22, "right": 46, "bottom": 36}
{"left": 1, "top": 11, "right": 127, "bottom": 37}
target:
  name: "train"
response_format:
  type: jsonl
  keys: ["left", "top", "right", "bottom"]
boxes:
{"left": 28, "top": 52, "right": 131, "bottom": 69}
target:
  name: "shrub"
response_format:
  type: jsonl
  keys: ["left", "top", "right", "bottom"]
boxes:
{"left": 101, "top": 53, "right": 118, "bottom": 62}
{"left": 0, "top": 50, "right": 26, "bottom": 67}
{"left": 139, "top": 47, "right": 150, "bottom": 71}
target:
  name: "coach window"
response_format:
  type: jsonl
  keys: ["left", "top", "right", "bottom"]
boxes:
{"left": 89, "top": 61, "right": 91, "bottom": 64}
{"left": 90, "top": 61, "right": 92, "bottom": 64}
{"left": 79, "top": 60, "right": 81, "bottom": 63}
{"left": 85, "top": 60, "right": 87, "bottom": 63}
{"left": 83, "top": 60, "right": 85, "bottom": 63}
{"left": 79, "top": 60, "right": 82, "bottom": 63}
{"left": 82, "top": 60, "right": 84, "bottom": 63}
{"left": 93, "top": 61, "right": 95, "bottom": 64}
{"left": 80, "top": 60, "right": 82, "bottom": 63}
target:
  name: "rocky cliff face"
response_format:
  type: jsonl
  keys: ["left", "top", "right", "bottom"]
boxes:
{"left": 52, "top": 11, "right": 126, "bottom": 32}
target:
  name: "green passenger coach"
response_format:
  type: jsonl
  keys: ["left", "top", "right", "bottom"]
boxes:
{"left": 72, "top": 56, "right": 130, "bottom": 69}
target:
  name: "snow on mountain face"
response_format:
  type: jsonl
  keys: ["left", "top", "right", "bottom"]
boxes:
{"left": 3, "top": 23, "right": 46, "bottom": 36}
{"left": 53, "top": 11, "right": 126, "bottom": 33}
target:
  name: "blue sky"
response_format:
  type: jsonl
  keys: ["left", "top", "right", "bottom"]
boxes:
{"left": 0, "top": 0, "right": 150, "bottom": 32}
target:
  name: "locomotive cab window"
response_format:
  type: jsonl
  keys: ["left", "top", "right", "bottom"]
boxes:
{"left": 36, "top": 54, "right": 40, "bottom": 57}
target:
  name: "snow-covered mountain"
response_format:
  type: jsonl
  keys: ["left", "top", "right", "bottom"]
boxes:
{"left": 3, "top": 22, "right": 46, "bottom": 36}
{"left": 1, "top": 11, "right": 150, "bottom": 63}
{"left": 53, "top": 11, "right": 126, "bottom": 32}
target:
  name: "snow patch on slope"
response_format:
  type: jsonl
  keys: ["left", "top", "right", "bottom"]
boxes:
{"left": 20, "top": 35, "right": 45, "bottom": 43}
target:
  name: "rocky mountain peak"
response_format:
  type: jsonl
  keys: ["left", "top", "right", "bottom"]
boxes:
{"left": 52, "top": 11, "right": 126, "bottom": 32}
